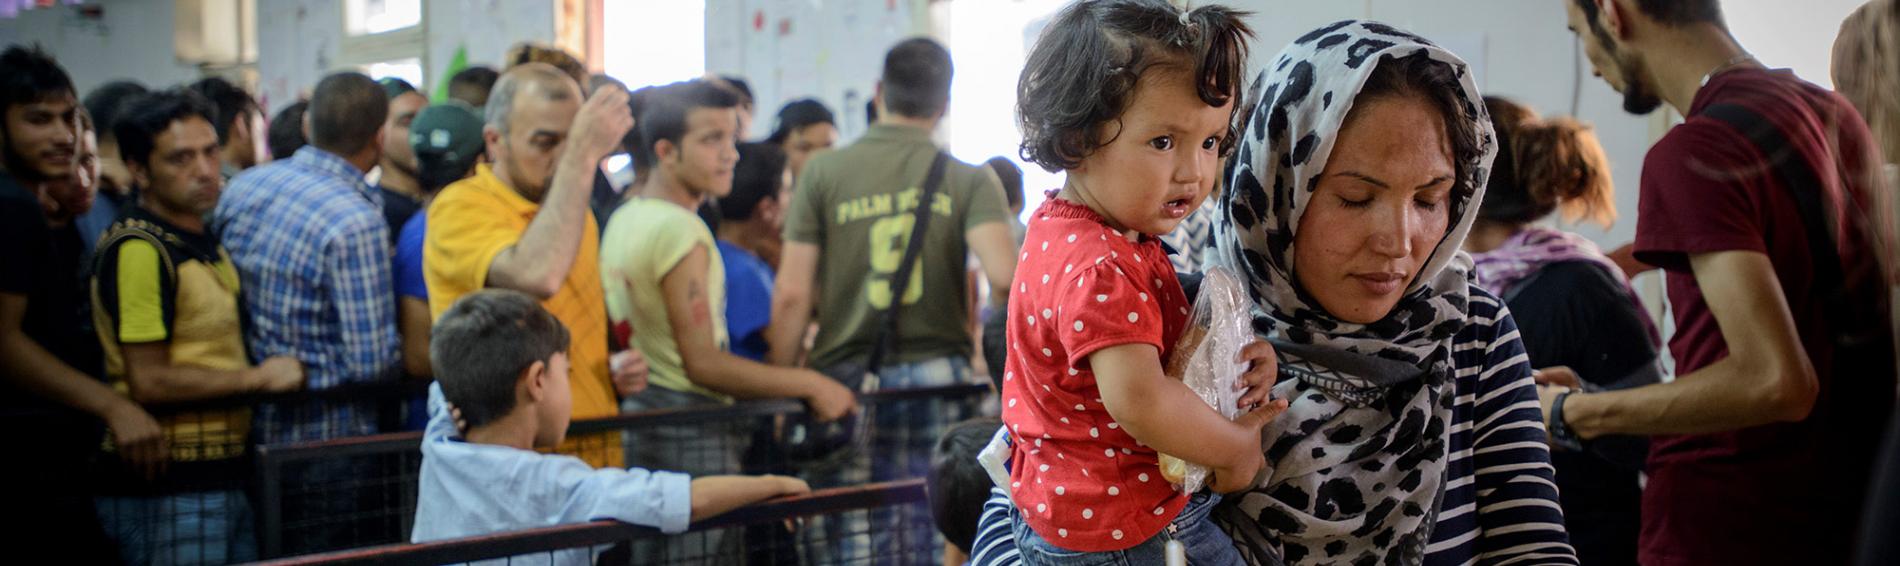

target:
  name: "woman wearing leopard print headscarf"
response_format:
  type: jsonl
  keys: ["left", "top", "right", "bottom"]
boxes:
{"left": 968, "top": 19, "right": 1578, "bottom": 566}
{"left": 1205, "top": 20, "right": 1578, "bottom": 566}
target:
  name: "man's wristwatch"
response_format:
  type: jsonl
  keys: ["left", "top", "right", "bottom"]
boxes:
{"left": 1548, "top": 389, "right": 1585, "bottom": 451}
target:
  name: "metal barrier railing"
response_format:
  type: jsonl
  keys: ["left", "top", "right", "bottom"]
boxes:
{"left": 249, "top": 480, "right": 929, "bottom": 566}
{"left": 251, "top": 383, "right": 992, "bottom": 559}
{"left": 8, "top": 374, "right": 990, "bottom": 564}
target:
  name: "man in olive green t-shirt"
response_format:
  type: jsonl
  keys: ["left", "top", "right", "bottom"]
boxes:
{"left": 766, "top": 37, "right": 1018, "bottom": 563}
{"left": 769, "top": 39, "right": 1015, "bottom": 376}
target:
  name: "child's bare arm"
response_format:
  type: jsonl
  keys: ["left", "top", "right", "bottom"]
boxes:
{"left": 688, "top": 475, "right": 812, "bottom": 522}
{"left": 1092, "top": 344, "right": 1288, "bottom": 489}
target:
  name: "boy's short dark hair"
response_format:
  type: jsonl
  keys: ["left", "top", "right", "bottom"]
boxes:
{"left": 381, "top": 77, "right": 420, "bottom": 100}
{"left": 188, "top": 77, "right": 259, "bottom": 144}
{"left": 880, "top": 37, "right": 954, "bottom": 119}
{"left": 431, "top": 290, "right": 573, "bottom": 429}
{"left": 1016, "top": 0, "right": 1253, "bottom": 172}
{"left": 308, "top": 72, "right": 389, "bottom": 156}
{"left": 929, "top": 417, "right": 1004, "bottom": 554}
{"left": 449, "top": 66, "right": 501, "bottom": 109}
{"left": 83, "top": 81, "right": 149, "bottom": 144}
{"left": 717, "top": 75, "right": 755, "bottom": 109}
{"left": 765, "top": 99, "right": 837, "bottom": 145}
{"left": 115, "top": 90, "right": 218, "bottom": 169}
{"left": 268, "top": 101, "right": 310, "bottom": 161}
{"left": 985, "top": 157, "right": 1024, "bottom": 211}
{"left": 626, "top": 80, "right": 741, "bottom": 172}
{"left": 720, "top": 142, "right": 789, "bottom": 221}
{"left": 0, "top": 44, "right": 76, "bottom": 117}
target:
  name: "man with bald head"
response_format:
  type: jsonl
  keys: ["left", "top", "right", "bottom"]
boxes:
{"left": 211, "top": 70, "right": 403, "bottom": 555}
{"left": 424, "top": 63, "right": 638, "bottom": 469}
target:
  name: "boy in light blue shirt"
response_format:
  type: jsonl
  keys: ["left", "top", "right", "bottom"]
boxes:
{"left": 412, "top": 290, "right": 809, "bottom": 562}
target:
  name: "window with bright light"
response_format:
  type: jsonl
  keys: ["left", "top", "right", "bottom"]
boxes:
{"left": 345, "top": 0, "right": 422, "bottom": 36}
{"left": 601, "top": 0, "right": 706, "bottom": 91}
{"left": 946, "top": 0, "right": 1072, "bottom": 224}
{"left": 339, "top": 0, "right": 426, "bottom": 91}
{"left": 366, "top": 58, "right": 424, "bottom": 89}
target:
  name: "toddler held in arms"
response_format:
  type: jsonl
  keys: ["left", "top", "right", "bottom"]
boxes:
{"left": 998, "top": 1, "right": 1288, "bottom": 564}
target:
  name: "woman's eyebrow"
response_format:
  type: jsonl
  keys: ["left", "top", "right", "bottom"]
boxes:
{"left": 1415, "top": 175, "right": 1454, "bottom": 190}
{"left": 1333, "top": 171, "right": 1388, "bottom": 189}
{"left": 1333, "top": 171, "right": 1453, "bottom": 190}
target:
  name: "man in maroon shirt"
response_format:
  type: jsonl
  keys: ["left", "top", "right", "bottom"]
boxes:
{"left": 1549, "top": 1, "right": 1897, "bottom": 565}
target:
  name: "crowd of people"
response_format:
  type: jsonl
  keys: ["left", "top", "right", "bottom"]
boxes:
{"left": 2, "top": 0, "right": 1898, "bottom": 564}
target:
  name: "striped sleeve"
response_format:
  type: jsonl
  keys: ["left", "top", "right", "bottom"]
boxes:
{"left": 969, "top": 487, "right": 1022, "bottom": 566}
{"left": 1466, "top": 302, "right": 1579, "bottom": 565}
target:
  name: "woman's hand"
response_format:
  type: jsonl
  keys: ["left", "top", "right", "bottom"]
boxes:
{"left": 1235, "top": 340, "right": 1282, "bottom": 411}
{"left": 1211, "top": 399, "right": 1291, "bottom": 493}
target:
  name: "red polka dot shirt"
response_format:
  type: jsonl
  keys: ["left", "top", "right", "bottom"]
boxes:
{"left": 1000, "top": 198, "right": 1192, "bottom": 551}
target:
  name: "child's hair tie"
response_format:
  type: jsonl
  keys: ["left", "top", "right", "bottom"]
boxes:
{"left": 1178, "top": 10, "right": 1192, "bottom": 27}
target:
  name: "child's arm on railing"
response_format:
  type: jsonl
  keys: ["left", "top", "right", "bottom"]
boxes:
{"left": 690, "top": 475, "right": 812, "bottom": 522}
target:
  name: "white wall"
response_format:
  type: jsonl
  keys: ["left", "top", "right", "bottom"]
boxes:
{"left": 254, "top": 0, "right": 341, "bottom": 113}
{"left": 421, "top": 0, "right": 558, "bottom": 89}
{"left": 255, "top": 0, "right": 555, "bottom": 116}
{"left": 0, "top": 1, "right": 206, "bottom": 96}
{"left": 705, "top": 0, "right": 931, "bottom": 141}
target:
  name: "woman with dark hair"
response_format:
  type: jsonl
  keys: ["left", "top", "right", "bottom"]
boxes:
{"left": 765, "top": 98, "right": 838, "bottom": 181}
{"left": 969, "top": 19, "right": 1579, "bottom": 566}
{"left": 1464, "top": 96, "right": 1657, "bottom": 566}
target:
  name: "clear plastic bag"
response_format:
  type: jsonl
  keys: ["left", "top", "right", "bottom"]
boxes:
{"left": 1158, "top": 266, "right": 1255, "bottom": 493}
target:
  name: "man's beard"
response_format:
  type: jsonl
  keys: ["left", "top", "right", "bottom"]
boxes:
{"left": 1600, "top": 33, "right": 1664, "bottom": 115}
{"left": 382, "top": 154, "right": 420, "bottom": 180}
{"left": 507, "top": 164, "right": 552, "bottom": 203}
{"left": 1619, "top": 61, "right": 1664, "bottom": 115}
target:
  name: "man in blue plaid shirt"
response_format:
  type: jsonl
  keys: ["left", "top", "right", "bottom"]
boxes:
{"left": 214, "top": 72, "right": 401, "bottom": 445}
{"left": 211, "top": 73, "right": 402, "bottom": 554}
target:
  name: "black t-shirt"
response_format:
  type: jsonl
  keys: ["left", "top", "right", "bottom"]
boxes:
{"left": 1505, "top": 260, "right": 1656, "bottom": 566}
{"left": 591, "top": 169, "right": 624, "bottom": 236}
{"left": 0, "top": 172, "right": 102, "bottom": 387}
{"left": 0, "top": 171, "right": 106, "bottom": 486}
{"left": 379, "top": 186, "right": 423, "bottom": 244}
{"left": 1508, "top": 261, "right": 1659, "bottom": 391}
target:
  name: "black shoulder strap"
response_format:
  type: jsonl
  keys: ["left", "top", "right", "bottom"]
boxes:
{"left": 1697, "top": 103, "right": 1844, "bottom": 294}
{"left": 91, "top": 220, "right": 181, "bottom": 340}
{"left": 865, "top": 151, "right": 951, "bottom": 375}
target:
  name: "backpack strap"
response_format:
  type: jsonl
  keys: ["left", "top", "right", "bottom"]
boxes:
{"left": 91, "top": 218, "right": 181, "bottom": 339}
{"left": 864, "top": 151, "right": 951, "bottom": 376}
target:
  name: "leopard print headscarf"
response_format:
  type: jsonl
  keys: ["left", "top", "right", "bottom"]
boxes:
{"left": 1210, "top": 20, "right": 1496, "bottom": 566}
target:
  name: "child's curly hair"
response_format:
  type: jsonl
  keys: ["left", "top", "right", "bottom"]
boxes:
{"left": 1016, "top": 0, "right": 1253, "bottom": 173}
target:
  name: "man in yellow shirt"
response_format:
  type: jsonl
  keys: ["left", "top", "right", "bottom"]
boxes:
{"left": 90, "top": 89, "right": 305, "bottom": 563}
{"left": 424, "top": 63, "right": 642, "bottom": 468}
